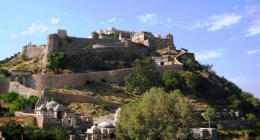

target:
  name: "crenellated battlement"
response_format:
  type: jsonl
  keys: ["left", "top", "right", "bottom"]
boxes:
{"left": 0, "top": 52, "right": 20, "bottom": 63}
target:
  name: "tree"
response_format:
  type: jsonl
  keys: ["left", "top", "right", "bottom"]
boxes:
{"left": 2, "top": 92, "right": 19, "bottom": 103}
{"left": 124, "top": 58, "right": 159, "bottom": 94}
{"left": 116, "top": 88, "right": 199, "bottom": 140}
{"left": 27, "top": 96, "right": 39, "bottom": 109}
{"left": 46, "top": 52, "right": 69, "bottom": 74}
{"left": 184, "top": 58, "right": 198, "bottom": 70}
{"left": 179, "top": 71, "right": 198, "bottom": 89}
{"left": 204, "top": 107, "right": 217, "bottom": 128}
{"left": 29, "top": 127, "right": 69, "bottom": 140}
{"left": 162, "top": 70, "right": 180, "bottom": 90}
{"left": 2, "top": 119, "right": 24, "bottom": 140}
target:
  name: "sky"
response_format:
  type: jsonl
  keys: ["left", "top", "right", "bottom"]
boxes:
{"left": 0, "top": 0, "right": 259, "bottom": 98}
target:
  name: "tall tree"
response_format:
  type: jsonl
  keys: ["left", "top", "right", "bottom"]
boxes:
{"left": 124, "top": 58, "right": 159, "bottom": 94}
{"left": 179, "top": 71, "right": 198, "bottom": 89}
{"left": 46, "top": 52, "right": 69, "bottom": 74}
{"left": 2, "top": 119, "right": 24, "bottom": 140}
{"left": 204, "top": 107, "right": 217, "bottom": 128}
{"left": 162, "top": 70, "right": 180, "bottom": 90}
{"left": 116, "top": 88, "right": 200, "bottom": 139}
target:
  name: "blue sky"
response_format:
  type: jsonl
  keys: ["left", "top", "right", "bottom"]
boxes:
{"left": 0, "top": 0, "right": 259, "bottom": 98}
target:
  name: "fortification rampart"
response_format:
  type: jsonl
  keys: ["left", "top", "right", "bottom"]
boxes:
{"left": 0, "top": 77, "right": 10, "bottom": 92}
{"left": 9, "top": 82, "right": 41, "bottom": 97}
{"left": 0, "top": 52, "right": 20, "bottom": 64}
{"left": 49, "top": 91, "right": 120, "bottom": 108}
{"left": 21, "top": 44, "right": 46, "bottom": 59}
{"left": 28, "top": 65, "right": 183, "bottom": 89}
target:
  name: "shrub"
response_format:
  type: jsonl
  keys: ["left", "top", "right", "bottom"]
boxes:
{"left": 0, "top": 68, "right": 9, "bottom": 77}
{"left": 101, "top": 103, "right": 108, "bottom": 110}
{"left": 246, "top": 113, "right": 256, "bottom": 120}
{"left": 60, "top": 35, "right": 72, "bottom": 43}
{"left": 86, "top": 45, "right": 92, "bottom": 49}
{"left": 20, "top": 53, "right": 27, "bottom": 61}
{"left": 2, "top": 92, "right": 19, "bottom": 103}
{"left": 16, "top": 65, "right": 28, "bottom": 71}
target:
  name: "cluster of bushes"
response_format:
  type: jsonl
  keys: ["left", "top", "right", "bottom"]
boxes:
{"left": 1, "top": 60, "right": 22, "bottom": 68}
{"left": 1, "top": 119, "right": 69, "bottom": 140}
{"left": 0, "top": 68, "right": 9, "bottom": 77}
{"left": 1, "top": 92, "right": 38, "bottom": 115}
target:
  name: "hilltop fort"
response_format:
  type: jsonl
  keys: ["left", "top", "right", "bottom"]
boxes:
{"left": 0, "top": 27, "right": 195, "bottom": 97}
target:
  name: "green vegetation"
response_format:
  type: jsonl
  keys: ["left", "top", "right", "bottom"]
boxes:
{"left": 2, "top": 92, "right": 19, "bottom": 103}
{"left": 106, "top": 32, "right": 119, "bottom": 40}
{"left": 124, "top": 58, "right": 158, "bottom": 94}
{"left": 20, "top": 53, "right": 27, "bottom": 61}
{"left": 1, "top": 119, "right": 69, "bottom": 140}
{"left": 0, "top": 68, "right": 9, "bottom": 77}
{"left": 16, "top": 65, "right": 28, "bottom": 71}
{"left": 162, "top": 70, "right": 180, "bottom": 90}
{"left": 1, "top": 119, "right": 24, "bottom": 140}
{"left": 0, "top": 60, "right": 22, "bottom": 68}
{"left": 86, "top": 45, "right": 92, "bottom": 49}
{"left": 116, "top": 88, "right": 200, "bottom": 140}
{"left": 59, "top": 35, "right": 72, "bottom": 43}
{"left": 204, "top": 107, "right": 217, "bottom": 128}
{"left": 246, "top": 113, "right": 256, "bottom": 120}
{"left": 1, "top": 92, "right": 38, "bottom": 114}
{"left": 46, "top": 52, "right": 69, "bottom": 74}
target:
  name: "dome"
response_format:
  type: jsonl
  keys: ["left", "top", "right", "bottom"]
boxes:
{"left": 97, "top": 121, "right": 114, "bottom": 128}
{"left": 40, "top": 104, "right": 47, "bottom": 111}
{"left": 98, "top": 29, "right": 103, "bottom": 34}
{"left": 108, "top": 27, "right": 116, "bottom": 32}
{"left": 54, "top": 104, "right": 65, "bottom": 111}
{"left": 91, "top": 124, "right": 100, "bottom": 130}
{"left": 46, "top": 101, "right": 58, "bottom": 108}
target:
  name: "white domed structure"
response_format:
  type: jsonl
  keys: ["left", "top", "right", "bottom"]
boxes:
{"left": 46, "top": 101, "right": 58, "bottom": 109}
{"left": 97, "top": 121, "right": 114, "bottom": 128}
{"left": 108, "top": 27, "right": 116, "bottom": 32}
{"left": 98, "top": 29, "right": 103, "bottom": 34}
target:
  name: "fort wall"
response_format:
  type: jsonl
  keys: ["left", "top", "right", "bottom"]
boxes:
{"left": 49, "top": 91, "right": 120, "bottom": 108}
{"left": 28, "top": 65, "right": 183, "bottom": 90}
{"left": 0, "top": 52, "right": 20, "bottom": 64}
{"left": 21, "top": 44, "right": 46, "bottom": 59}
{"left": 9, "top": 82, "right": 41, "bottom": 97}
{"left": 0, "top": 77, "right": 10, "bottom": 92}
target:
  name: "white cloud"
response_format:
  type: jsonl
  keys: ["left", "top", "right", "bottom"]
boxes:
{"left": 108, "top": 17, "right": 117, "bottom": 23}
{"left": 245, "top": 5, "right": 260, "bottom": 14}
{"left": 50, "top": 18, "right": 60, "bottom": 24}
{"left": 207, "top": 14, "right": 242, "bottom": 31}
{"left": 229, "top": 36, "right": 238, "bottom": 41}
{"left": 10, "top": 33, "right": 17, "bottom": 39}
{"left": 247, "top": 49, "right": 260, "bottom": 54}
{"left": 184, "top": 20, "right": 207, "bottom": 30}
{"left": 196, "top": 49, "right": 226, "bottom": 61}
{"left": 138, "top": 14, "right": 159, "bottom": 26}
{"left": 245, "top": 20, "right": 260, "bottom": 37}
{"left": 21, "top": 23, "right": 51, "bottom": 35}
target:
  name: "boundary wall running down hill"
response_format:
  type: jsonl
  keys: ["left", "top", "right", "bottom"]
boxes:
{"left": 49, "top": 91, "right": 120, "bottom": 108}
{"left": 28, "top": 65, "right": 183, "bottom": 89}
{"left": 0, "top": 52, "right": 20, "bottom": 64}
{"left": 0, "top": 77, "right": 10, "bottom": 92}
{"left": 9, "top": 82, "right": 41, "bottom": 97}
